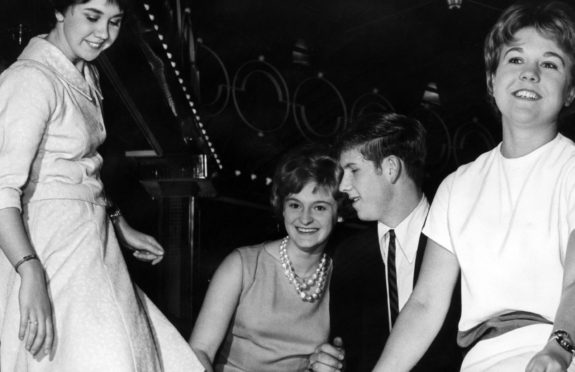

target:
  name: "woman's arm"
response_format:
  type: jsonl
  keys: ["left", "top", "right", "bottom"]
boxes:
{"left": 112, "top": 214, "right": 165, "bottom": 265}
{"left": 0, "top": 208, "right": 54, "bottom": 356}
{"left": 372, "top": 239, "right": 460, "bottom": 372}
{"left": 526, "top": 231, "right": 575, "bottom": 372}
{"left": 189, "top": 249, "right": 244, "bottom": 371}
{"left": 0, "top": 61, "right": 60, "bottom": 358}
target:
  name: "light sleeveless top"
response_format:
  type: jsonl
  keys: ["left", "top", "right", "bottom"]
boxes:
{"left": 215, "top": 243, "right": 331, "bottom": 372}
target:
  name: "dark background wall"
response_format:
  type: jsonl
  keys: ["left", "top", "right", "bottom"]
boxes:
{"left": 3, "top": 0, "right": 575, "bottom": 336}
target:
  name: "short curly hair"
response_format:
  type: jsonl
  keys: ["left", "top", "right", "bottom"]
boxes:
{"left": 270, "top": 144, "right": 342, "bottom": 219}
{"left": 484, "top": 0, "right": 575, "bottom": 115}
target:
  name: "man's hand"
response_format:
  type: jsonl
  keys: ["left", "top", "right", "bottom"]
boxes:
{"left": 308, "top": 337, "right": 345, "bottom": 372}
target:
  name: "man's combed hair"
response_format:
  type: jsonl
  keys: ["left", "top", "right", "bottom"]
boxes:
{"left": 337, "top": 112, "right": 427, "bottom": 187}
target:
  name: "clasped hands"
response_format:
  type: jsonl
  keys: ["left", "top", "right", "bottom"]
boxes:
{"left": 308, "top": 337, "right": 345, "bottom": 372}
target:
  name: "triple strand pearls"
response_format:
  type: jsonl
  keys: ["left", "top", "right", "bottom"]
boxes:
{"left": 279, "top": 236, "right": 329, "bottom": 302}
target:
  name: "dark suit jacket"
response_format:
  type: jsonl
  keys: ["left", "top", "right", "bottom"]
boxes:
{"left": 329, "top": 224, "right": 462, "bottom": 372}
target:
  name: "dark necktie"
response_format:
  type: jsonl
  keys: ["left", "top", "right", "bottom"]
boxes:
{"left": 387, "top": 229, "right": 399, "bottom": 326}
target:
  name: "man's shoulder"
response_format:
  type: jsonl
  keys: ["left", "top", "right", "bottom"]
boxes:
{"left": 331, "top": 224, "right": 381, "bottom": 271}
{"left": 334, "top": 224, "right": 378, "bottom": 251}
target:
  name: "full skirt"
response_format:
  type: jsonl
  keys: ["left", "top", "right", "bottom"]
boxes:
{"left": 0, "top": 200, "right": 203, "bottom": 372}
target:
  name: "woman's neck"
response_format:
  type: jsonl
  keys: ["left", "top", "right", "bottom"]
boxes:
{"left": 501, "top": 121, "right": 557, "bottom": 158}
{"left": 286, "top": 241, "right": 325, "bottom": 277}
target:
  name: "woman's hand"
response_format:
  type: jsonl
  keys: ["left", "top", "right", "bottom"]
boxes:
{"left": 308, "top": 337, "right": 345, "bottom": 372}
{"left": 18, "top": 260, "right": 54, "bottom": 356}
{"left": 113, "top": 217, "right": 164, "bottom": 265}
{"left": 526, "top": 341, "right": 572, "bottom": 372}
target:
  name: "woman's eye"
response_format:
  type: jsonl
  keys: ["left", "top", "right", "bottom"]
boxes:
{"left": 541, "top": 61, "right": 558, "bottom": 70}
{"left": 85, "top": 13, "right": 100, "bottom": 22}
{"left": 315, "top": 205, "right": 327, "bottom": 212}
{"left": 287, "top": 203, "right": 300, "bottom": 209}
{"left": 508, "top": 57, "right": 522, "bottom": 64}
{"left": 110, "top": 19, "right": 122, "bottom": 27}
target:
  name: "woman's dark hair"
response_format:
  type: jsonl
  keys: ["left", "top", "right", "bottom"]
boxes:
{"left": 270, "top": 144, "right": 342, "bottom": 219}
{"left": 484, "top": 0, "right": 575, "bottom": 115}
{"left": 49, "top": 0, "right": 132, "bottom": 28}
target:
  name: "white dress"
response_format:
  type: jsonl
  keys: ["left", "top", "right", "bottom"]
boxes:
{"left": 424, "top": 134, "right": 575, "bottom": 371}
{"left": 0, "top": 36, "right": 203, "bottom": 371}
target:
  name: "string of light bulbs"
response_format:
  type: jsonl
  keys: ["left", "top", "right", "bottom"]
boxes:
{"left": 142, "top": 3, "right": 223, "bottom": 170}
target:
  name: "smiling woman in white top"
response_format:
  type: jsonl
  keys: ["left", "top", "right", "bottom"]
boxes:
{"left": 372, "top": 1, "right": 575, "bottom": 372}
{"left": 0, "top": 0, "right": 203, "bottom": 370}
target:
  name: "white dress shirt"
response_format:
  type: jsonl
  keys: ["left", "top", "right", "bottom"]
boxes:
{"left": 378, "top": 195, "right": 429, "bottom": 330}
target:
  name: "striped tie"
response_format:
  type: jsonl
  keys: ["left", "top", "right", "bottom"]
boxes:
{"left": 387, "top": 229, "right": 399, "bottom": 326}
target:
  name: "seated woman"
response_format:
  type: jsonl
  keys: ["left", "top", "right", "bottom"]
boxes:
{"left": 189, "top": 145, "right": 344, "bottom": 372}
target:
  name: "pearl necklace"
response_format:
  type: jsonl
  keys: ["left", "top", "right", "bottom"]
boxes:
{"left": 279, "top": 236, "right": 329, "bottom": 302}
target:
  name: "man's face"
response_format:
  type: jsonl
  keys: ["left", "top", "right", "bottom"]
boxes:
{"left": 339, "top": 148, "right": 392, "bottom": 222}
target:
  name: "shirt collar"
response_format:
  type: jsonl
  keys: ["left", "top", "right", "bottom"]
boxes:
{"left": 378, "top": 195, "right": 430, "bottom": 263}
{"left": 17, "top": 35, "right": 102, "bottom": 101}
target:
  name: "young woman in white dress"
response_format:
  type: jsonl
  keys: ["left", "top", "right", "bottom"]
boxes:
{"left": 0, "top": 0, "right": 203, "bottom": 370}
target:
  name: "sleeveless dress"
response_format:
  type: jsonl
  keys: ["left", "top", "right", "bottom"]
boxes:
{"left": 214, "top": 244, "right": 331, "bottom": 372}
{"left": 0, "top": 36, "right": 203, "bottom": 372}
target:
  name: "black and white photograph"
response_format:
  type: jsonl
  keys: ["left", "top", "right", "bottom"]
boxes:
{"left": 1, "top": 0, "right": 575, "bottom": 371}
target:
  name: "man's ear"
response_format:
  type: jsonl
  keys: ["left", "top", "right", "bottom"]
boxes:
{"left": 386, "top": 156, "right": 402, "bottom": 184}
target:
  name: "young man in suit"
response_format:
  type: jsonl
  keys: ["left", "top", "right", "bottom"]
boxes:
{"left": 307, "top": 113, "right": 460, "bottom": 372}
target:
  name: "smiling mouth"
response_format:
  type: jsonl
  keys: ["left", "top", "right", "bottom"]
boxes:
{"left": 86, "top": 41, "right": 104, "bottom": 49}
{"left": 296, "top": 227, "right": 319, "bottom": 233}
{"left": 512, "top": 89, "right": 541, "bottom": 100}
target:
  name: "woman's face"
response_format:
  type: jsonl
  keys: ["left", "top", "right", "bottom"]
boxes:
{"left": 491, "top": 27, "right": 575, "bottom": 128}
{"left": 282, "top": 182, "right": 338, "bottom": 253}
{"left": 53, "top": 0, "right": 123, "bottom": 68}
